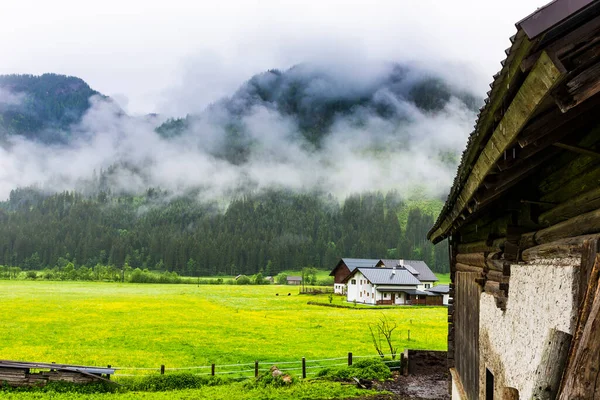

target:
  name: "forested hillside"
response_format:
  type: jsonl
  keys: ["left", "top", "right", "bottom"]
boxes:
{"left": 0, "top": 66, "right": 477, "bottom": 276}
{"left": 0, "top": 74, "right": 103, "bottom": 143}
{"left": 0, "top": 189, "right": 448, "bottom": 275}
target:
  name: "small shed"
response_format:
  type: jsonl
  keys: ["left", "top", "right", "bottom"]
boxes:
{"left": 426, "top": 284, "right": 450, "bottom": 306}
{"left": 0, "top": 360, "right": 115, "bottom": 387}
{"left": 286, "top": 276, "right": 302, "bottom": 285}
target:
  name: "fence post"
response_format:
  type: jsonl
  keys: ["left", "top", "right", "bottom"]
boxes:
{"left": 348, "top": 352, "right": 352, "bottom": 366}
{"left": 160, "top": 365, "right": 165, "bottom": 375}
{"left": 254, "top": 361, "right": 259, "bottom": 378}
{"left": 408, "top": 329, "right": 411, "bottom": 341}
{"left": 211, "top": 363, "right": 215, "bottom": 376}
{"left": 302, "top": 357, "right": 306, "bottom": 379}
{"left": 107, "top": 365, "right": 111, "bottom": 380}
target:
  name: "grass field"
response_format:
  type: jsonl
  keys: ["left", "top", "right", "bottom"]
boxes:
{"left": 0, "top": 281, "right": 447, "bottom": 371}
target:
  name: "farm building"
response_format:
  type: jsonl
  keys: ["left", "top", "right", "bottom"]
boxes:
{"left": 381, "top": 259, "right": 439, "bottom": 289}
{"left": 330, "top": 258, "right": 439, "bottom": 295}
{"left": 425, "top": 284, "right": 450, "bottom": 306}
{"left": 428, "top": 0, "right": 600, "bottom": 398}
{"left": 330, "top": 258, "right": 380, "bottom": 294}
{"left": 286, "top": 275, "right": 302, "bottom": 285}
{"left": 343, "top": 267, "right": 444, "bottom": 306}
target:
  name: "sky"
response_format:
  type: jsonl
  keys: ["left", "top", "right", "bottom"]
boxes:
{"left": 0, "top": 0, "right": 546, "bottom": 116}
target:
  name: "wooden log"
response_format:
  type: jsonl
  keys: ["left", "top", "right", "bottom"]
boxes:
{"left": 558, "top": 278, "right": 600, "bottom": 400}
{"left": 539, "top": 186, "right": 600, "bottom": 227}
{"left": 486, "top": 270, "right": 507, "bottom": 283}
{"left": 520, "top": 231, "right": 537, "bottom": 249}
{"left": 457, "top": 241, "right": 500, "bottom": 254}
{"left": 522, "top": 234, "right": 600, "bottom": 261}
{"left": 531, "top": 329, "right": 572, "bottom": 400}
{"left": 455, "top": 263, "right": 484, "bottom": 274}
{"left": 535, "top": 208, "right": 600, "bottom": 245}
{"left": 456, "top": 252, "right": 487, "bottom": 268}
{"left": 484, "top": 280, "right": 501, "bottom": 295}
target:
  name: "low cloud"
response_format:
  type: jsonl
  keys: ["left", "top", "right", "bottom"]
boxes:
{"left": 0, "top": 62, "right": 478, "bottom": 203}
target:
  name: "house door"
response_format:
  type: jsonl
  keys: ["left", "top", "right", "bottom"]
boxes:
{"left": 391, "top": 293, "right": 395, "bottom": 303}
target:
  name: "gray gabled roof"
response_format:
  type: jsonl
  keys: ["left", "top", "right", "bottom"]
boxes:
{"left": 341, "top": 258, "right": 381, "bottom": 270}
{"left": 348, "top": 267, "right": 421, "bottom": 286}
{"left": 401, "top": 260, "right": 438, "bottom": 282}
{"left": 427, "top": 284, "right": 450, "bottom": 294}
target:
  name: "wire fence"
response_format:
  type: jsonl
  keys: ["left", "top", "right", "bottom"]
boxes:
{"left": 111, "top": 352, "right": 404, "bottom": 380}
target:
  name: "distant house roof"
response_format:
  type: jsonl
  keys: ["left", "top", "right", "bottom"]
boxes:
{"left": 345, "top": 267, "right": 421, "bottom": 286}
{"left": 401, "top": 260, "right": 438, "bottom": 282}
{"left": 287, "top": 276, "right": 302, "bottom": 281}
{"left": 427, "top": 284, "right": 450, "bottom": 294}
{"left": 330, "top": 258, "right": 381, "bottom": 276}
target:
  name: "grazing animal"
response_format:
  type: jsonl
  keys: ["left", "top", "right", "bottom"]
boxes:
{"left": 288, "top": 293, "right": 291, "bottom": 296}
{"left": 276, "top": 293, "right": 279, "bottom": 296}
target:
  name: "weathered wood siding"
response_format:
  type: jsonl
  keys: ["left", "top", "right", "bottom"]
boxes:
{"left": 333, "top": 264, "right": 351, "bottom": 284}
{"left": 455, "top": 271, "right": 480, "bottom": 400}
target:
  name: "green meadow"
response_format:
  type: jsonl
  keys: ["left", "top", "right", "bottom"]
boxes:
{"left": 0, "top": 281, "right": 447, "bottom": 370}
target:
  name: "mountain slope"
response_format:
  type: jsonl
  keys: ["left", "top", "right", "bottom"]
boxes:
{"left": 0, "top": 73, "right": 102, "bottom": 143}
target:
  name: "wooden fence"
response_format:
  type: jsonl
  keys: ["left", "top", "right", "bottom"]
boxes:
{"left": 112, "top": 352, "right": 404, "bottom": 379}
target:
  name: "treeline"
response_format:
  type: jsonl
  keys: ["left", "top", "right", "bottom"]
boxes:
{"left": 0, "top": 188, "right": 448, "bottom": 275}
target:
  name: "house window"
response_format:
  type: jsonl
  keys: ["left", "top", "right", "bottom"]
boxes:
{"left": 383, "top": 293, "right": 387, "bottom": 298}
{"left": 359, "top": 292, "right": 362, "bottom": 297}
{"left": 367, "top": 292, "right": 369, "bottom": 297}
{"left": 351, "top": 279, "right": 356, "bottom": 285}
{"left": 425, "top": 284, "right": 431, "bottom": 289}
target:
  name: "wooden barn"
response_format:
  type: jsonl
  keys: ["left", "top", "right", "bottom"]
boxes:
{"left": 428, "top": 1, "right": 600, "bottom": 399}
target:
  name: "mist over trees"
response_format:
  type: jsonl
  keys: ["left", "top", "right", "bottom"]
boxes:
{"left": 0, "top": 65, "right": 475, "bottom": 276}
{"left": 0, "top": 189, "right": 449, "bottom": 275}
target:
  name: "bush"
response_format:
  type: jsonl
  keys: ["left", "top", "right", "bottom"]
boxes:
{"left": 316, "top": 358, "right": 391, "bottom": 381}
{"left": 125, "top": 373, "right": 226, "bottom": 391}
{"left": 26, "top": 271, "right": 38, "bottom": 279}
{"left": 246, "top": 372, "right": 297, "bottom": 389}
{"left": 0, "top": 381, "right": 116, "bottom": 394}
{"left": 236, "top": 275, "right": 251, "bottom": 285}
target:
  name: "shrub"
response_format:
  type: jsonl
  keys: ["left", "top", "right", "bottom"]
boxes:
{"left": 246, "top": 372, "right": 297, "bottom": 389}
{"left": 316, "top": 358, "right": 391, "bottom": 381}
{"left": 236, "top": 275, "right": 251, "bottom": 285}
{"left": 125, "top": 373, "right": 225, "bottom": 391}
{"left": 0, "top": 381, "right": 116, "bottom": 394}
{"left": 26, "top": 271, "right": 38, "bottom": 279}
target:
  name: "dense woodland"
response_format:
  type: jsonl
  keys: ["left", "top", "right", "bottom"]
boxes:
{"left": 0, "top": 188, "right": 448, "bottom": 276}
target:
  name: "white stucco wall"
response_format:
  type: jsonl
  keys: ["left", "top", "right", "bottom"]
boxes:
{"left": 346, "top": 271, "right": 375, "bottom": 304}
{"left": 334, "top": 283, "right": 345, "bottom": 294}
{"left": 478, "top": 259, "right": 579, "bottom": 399}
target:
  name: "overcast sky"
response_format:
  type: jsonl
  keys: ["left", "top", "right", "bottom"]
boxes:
{"left": 1, "top": 0, "right": 545, "bottom": 116}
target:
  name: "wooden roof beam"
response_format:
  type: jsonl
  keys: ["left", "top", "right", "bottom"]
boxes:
{"left": 429, "top": 51, "right": 564, "bottom": 243}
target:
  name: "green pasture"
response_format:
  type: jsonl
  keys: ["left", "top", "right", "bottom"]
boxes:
{"left": 0, "top": 281, "right": 446, "bottom": 372}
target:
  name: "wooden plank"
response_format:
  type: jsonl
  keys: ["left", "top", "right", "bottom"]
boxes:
{"left": 534, "top": 207, "right": 600, "bottom": 245}
{"left": 457, "top": 240, "right": 501, "bottom": 254}
{"left": 522, "top": 234, "right": 600, "bottom": 261}
{"left": 531, "top": 328, "right": 572, "bottom": 400}
{"left": 556, "top": 62, "right": 600, "bottom": 112}
{"left": 539, "top": 186, "right": 600, "bottom": 226}
{"left": 456, "top": 253, "right": 487, "bottom": 268}
{"left": 558, "top": 275, "right": 600, "bottom": 400}
{"left": 455, "top": 263, "right": 484, "bottom": 275}
{"left": 430, "top": 51, "right": 563, "bottom": 242}
{"left": 553, "top": 142, "right": 600, "bottom": 158}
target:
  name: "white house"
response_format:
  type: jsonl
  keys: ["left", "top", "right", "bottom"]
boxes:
{"left": 343, "top": 267, "right": 430, "bottom": 305}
